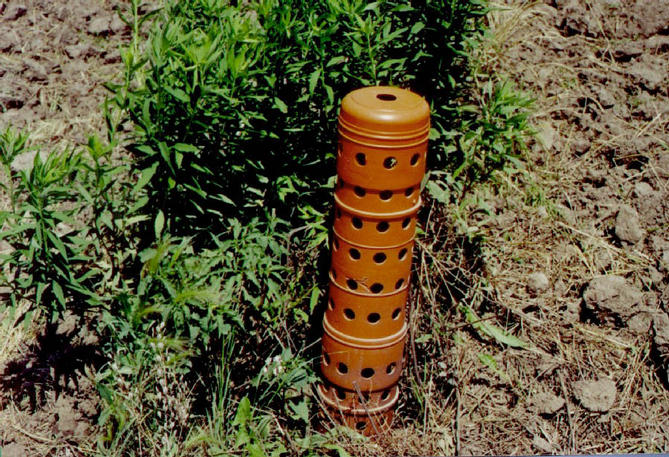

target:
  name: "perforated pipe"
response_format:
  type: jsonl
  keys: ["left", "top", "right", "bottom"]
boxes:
{"left": 318, "top": 86, "right": 430, "bottom": 435}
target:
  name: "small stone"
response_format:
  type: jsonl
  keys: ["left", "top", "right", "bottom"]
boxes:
{"left": 64, "top": 44, "right": 99, "bottom": 60}
{"left": 612, "top": 43, "right": 643, "bottom": 62}
{"left": 87, "top": 16, "right": 112, "bottom": 36}
{"left": 627, "top": 57, "right": 665, "bottom": 92}
{"left": 661, "top": 250, "right": 669, "bottom": 271}
{"left": 591, "top": 85, "right": 616, "bottom": 108}
{"left": 3, "top": 4, "right": 27, "bottom": 21}
{"left": 628, "top": 311, "right": 654, "bottom": 334}
{"left": 532, "top": 391, "right": 565, "bottom": 415}
{"left": 582, "top": 275, "right": 644, "bottom": 326}
{"left": 633, "top": 181, "right": 655, "bottom": 198}
{"left": 647, "top": 266, "right": 663, "bottom": 286}
{"left": 23, "top": 59, "right": 48, "bottom": 82}
{"left": 0, "top": 93, "right": 25, "bottom": 110}
{"left": 110, "top": 15, "right": 127, "bottom": 34}
{"left": 615, "top": 205, "right": 644, "bottom": 244}
{"left": 573, "top": 378, "right": 616, "bottom": 412}
{"left": 532, "top": 435, "right": 554, "bottom": 454}
{"left": 563, "top": 301, "right": 580, "bottom": 323}
{"left": 653, "top": 312, "right": 669, "bottom": 353}
{"left": 657, "top": 154, "right": 669, "bottom": 178}
{"left": 527, "top": 272, "right": 550, "bottom": 296}
{"left": 1, "top": 443, "right": 28, "bottom": 457}
{"left": 572, "top": 138, "right": 591, "bottom": 155}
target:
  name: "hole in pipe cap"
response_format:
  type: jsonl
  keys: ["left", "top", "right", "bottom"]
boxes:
{"left": 376, "top": 93, "right": 397, "bottom": 101}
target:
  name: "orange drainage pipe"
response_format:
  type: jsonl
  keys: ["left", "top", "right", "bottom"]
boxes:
{"left": 319, "top": 86, "right": 430, "bottom": 436}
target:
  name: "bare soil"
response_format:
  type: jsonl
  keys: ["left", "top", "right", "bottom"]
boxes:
{"left": 0, "top": 0, "right": 667, "bottom": 455}
{"left": 396, "top": 0, "right": 668, "bottom": 454}
{"left": 0, "top": 1, "right": 129, "bottom": 454}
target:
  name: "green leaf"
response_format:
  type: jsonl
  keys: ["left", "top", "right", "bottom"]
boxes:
{"left": 52, "top": 281, "right": 66, "bottom": 308}
{"left": 309, "top": 287, "right": 319, "bottom": 313}
{"left": 308, "top": 69, "right": 321, "bottom": 95}
{"left": 154, "top": 210, "right": 165, "bottom": 239}
{"left": 233, "top": 396, "right": 251, "bottom": 426}
{"left": 273, "top": 97, "right": 288, "bottom": 114}
{"left": 460, "top": 305, "right": 529, "bottom": 349}
{"left": 326, "top": 56, "right": 346, "bottom": 67}
{"left": 477, "top": 353, "right": 510, "bottom": 382}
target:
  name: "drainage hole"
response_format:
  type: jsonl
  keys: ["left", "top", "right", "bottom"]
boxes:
{"left": 398, "top": 248, "right": 408, "bottom": 260}
{"left": 352, "top": 217, "right": 363, "bottom": 229}
{"left": 381, "top": 389, "right": 390, "bottom": 401}
{"left": 376, "top": 93, "right": 397, "bottom": 101}
{"left": 379, "top": 190, "right": 392, "bottom": 201}
{"left": 331, "top": 269, "right": 337, "bottom": 279}
{"left": 328, "top": 298, "right": 335, "bottom": 310}
{"left": 391, "top": 307, "right": 402, "bottom": 320}
{"left": 346, "top": 279, "right": 358, "bottom": 290}
{"left": 376, "top": 221, "right": 389, "bottom": 232}
{"left": 373, "top": 252, "right": 387, "bottom": 264}
{"left": 386, "top": 362, "right": 396, "bottom": 375}
{"left": 337, "top": 362, "right": 348, "bottom": 374}
{"left": 335, "top": 208, "right": 342, "bottom": 219}
{"left": 336, "top": 388, "right": 347, "bottom": 400}
{"left": 383, "top": 156, "right": 398, "bottom": 169}
{"left": 332, "top": 238, "right": 339, "bottom": 250}
{"left": 405, "top": 186, "right": 414, "bottom": 197}
{"left": 402, "top": 217, "right": 411, "bottom": 229}
{"left": 410, "top": 153, "right": 420, "bottom": 166}
{"left": 354, "top": 186, "right": 366, "bottom": 197}
{"left": 344, "top": 308, "right": 355, "bottom": 320}
{"left": 323, "top": 352, "right": 330, "bottom": 366}
{"left": 349, "top": 248, "right": 361, "bottom": 260}
{"left": 395, "top": 278, "right": 405, "bottom": 289}
{"left": 367, "top": 312, "right": 380, "bottom": 324}
{"left": 361, "top": 367, "right": 375, "bottom": 378}
{"left": 355, "top": 421, "right": 368, "bottom": 431}
{"left": 355, "top": 153, "right": 366, "bottom": 166}
{"left": 370, "top": 283, "right": 384, "bottom": 294}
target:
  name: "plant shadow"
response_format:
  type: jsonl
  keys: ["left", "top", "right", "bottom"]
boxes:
{"left": 0, "top": 312, "right": 105, "bottom": 411}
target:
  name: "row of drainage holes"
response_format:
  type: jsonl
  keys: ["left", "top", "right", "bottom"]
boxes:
{"left": 354, "top": 152, "right": 421, "bottom": 168}
{"left": 336, "top": 179, "right": 417, "bottom": 200}
{"left": 346, "top": 246, "right": 409, "bottom": 262}
{"left": 323, "top": 354, "right": 397, "bottom": 378}
{"left": 329, "top": 299, "right": 403, "bottom": 322}
{"left": 331, "top": 270, "right": 406, "bottom": 293}
{"left": 332, "top": 242, "right": 409, "bottom": 263}
{"left": 337, "top": 216, "right": 412, "bottom": 233}
{"left": 332, "top": 387, "right": 392, "bottom": 403}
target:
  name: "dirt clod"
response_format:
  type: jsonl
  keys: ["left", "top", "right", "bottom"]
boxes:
{"left": 532, "top": 391, "right": 565, "bottom": 416}
{"left": 582, "top": 275, "right": 644, "bottom": 326}
{"left": 573, "top": 378, "right": 617, "bottom": 412}
{"left": 527, "top": 272, "right": 550, "bottom": 296}
{"left": 614, "top": 205, "right": 644, "bottom": 244}
{"left": 1, "top": 443, "right": 28, "bottom": 457}
{"left": 87, "top": 16, "right": 113, "bottom": 36}
{"left": 2, "top": 4, "right": 27, "bottom": 21}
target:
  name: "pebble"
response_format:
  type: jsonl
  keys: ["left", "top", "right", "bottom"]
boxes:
{"left": 582, "top": 275, "right": 644, "bottom": 326}
{"left": 3, "top": 4, "right": 27, "bottom": 21}
{"left": 615, "top": 204, "right": 644, "bottom": 243}
{"left": 573, "top": 378, "right": 616, "bottom": 412}
{"left": 527, "top": 272, "right": 550, "bottom": 296}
